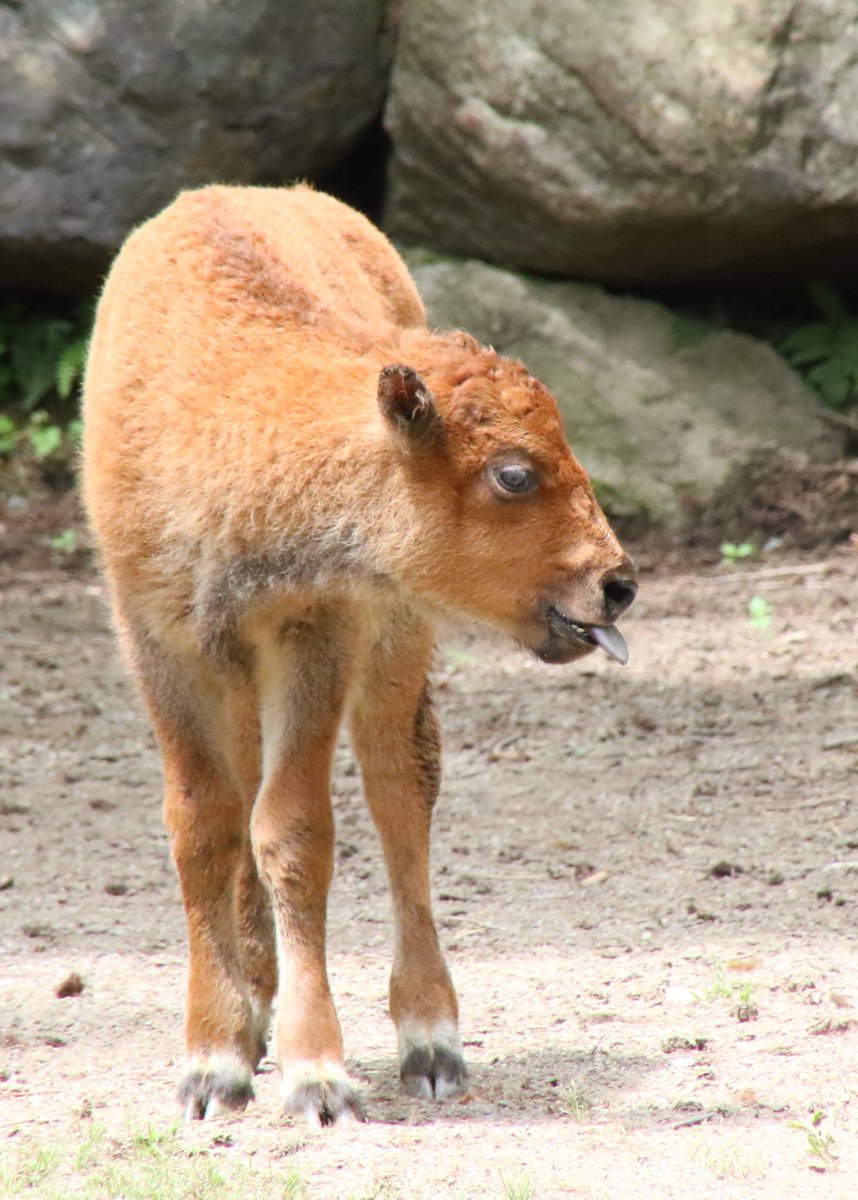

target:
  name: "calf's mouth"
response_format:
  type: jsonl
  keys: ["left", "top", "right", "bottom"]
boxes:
{"left": 537, "top": 604, "right": 630, "bottom": 666}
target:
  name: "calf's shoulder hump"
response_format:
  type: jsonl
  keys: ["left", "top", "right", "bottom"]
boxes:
{"left": 119, "top": 184, "right": 426, "bottom": 335}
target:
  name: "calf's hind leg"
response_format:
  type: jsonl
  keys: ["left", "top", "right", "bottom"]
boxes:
{"left": 155, "top": 717, "right": 261, "bottom": 1117}
{"left": 349, "top": 620, "right": 467, "bottom": 1100}
{"left": 123, "top": 626, "right": 267, "bottom": 1119}
{"left": 233, "top": 839, "right": 277, "bottom": 1061}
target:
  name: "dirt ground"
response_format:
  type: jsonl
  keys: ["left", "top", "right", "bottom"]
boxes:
{"left": 1, "top": 499, "right": 857, "bottom": 1198}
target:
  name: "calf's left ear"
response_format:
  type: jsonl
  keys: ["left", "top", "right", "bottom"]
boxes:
{"left": 378, "top": 364, "right": 439, "bottom": 444}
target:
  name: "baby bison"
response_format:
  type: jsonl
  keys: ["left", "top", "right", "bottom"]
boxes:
{"left": 82, "top": 185, "right": 636, "bottom": 1126}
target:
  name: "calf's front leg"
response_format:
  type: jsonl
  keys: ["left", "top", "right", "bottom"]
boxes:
{"left": 349, "top": 625, "right": 467, "bottom": 1100}
{"left": 250, "top": 620, "right": 364, "bottom": 1125}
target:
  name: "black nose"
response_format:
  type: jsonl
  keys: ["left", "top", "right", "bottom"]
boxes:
{"left": 602, "top": 571, "right": 638, "bottom": 622}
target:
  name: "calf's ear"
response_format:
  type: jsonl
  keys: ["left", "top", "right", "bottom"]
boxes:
{"left": 378, "top": 364, "right": 439, "bottom": 444}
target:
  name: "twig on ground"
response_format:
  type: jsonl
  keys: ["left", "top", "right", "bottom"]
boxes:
{"left": 693, "top": 561, "right": 842, "bottom": 584}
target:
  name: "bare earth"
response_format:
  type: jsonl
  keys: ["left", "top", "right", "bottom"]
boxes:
{"left": 1, "top": 539, "right": 856, "bottom": 1198}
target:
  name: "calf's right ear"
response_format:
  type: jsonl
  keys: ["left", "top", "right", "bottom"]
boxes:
{"left": 378, "top": 364, "right": 439, "bottom": 445}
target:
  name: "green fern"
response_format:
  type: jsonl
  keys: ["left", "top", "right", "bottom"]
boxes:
{"left": 780, "top": 283, "right": 858, "bottom": 411}
{"left": 0, "top": 300, "right": 92, "bottom": 414}
{"left": 56, "top": 337, "right": 88, "bottom": 400}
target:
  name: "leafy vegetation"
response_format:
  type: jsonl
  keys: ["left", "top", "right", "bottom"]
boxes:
{"left": 747, "top": 595, "right": 774, "bottom": 634}
{"left": 720, "top": 540, "right": 755, "bottom": 566}
{"left": 0, "top": 1121, "right": 307, "bottom": 1200}
{"left": 780, "top": 283, "right": 858, "bottom": 411}
{"left": 563, "top": 1081, "right": 592, "bottom": 1123}
{"left": 0, "top": 300, "right": 91, "bottom": 475}
{"left": 498, "top": 1171, "right": 536, "bottom": 1200}
{"left": 693, "top": 964, "right": 756, "bottom": 1008}
{"left": 788, "top": 1110, "right": 839, "bottom": 1173}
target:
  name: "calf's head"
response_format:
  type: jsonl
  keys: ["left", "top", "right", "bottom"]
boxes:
{"left": 378, "top": 336, "right": 637, "bottom": 665}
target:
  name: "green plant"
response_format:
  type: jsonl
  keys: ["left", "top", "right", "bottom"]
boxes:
{"left": 0, "top": 302, "right": 90, "bottom": 476}
{"left": 563, "top": 1081, "right": 592, "bottom": 1122}
{"left": 0, "top": 414, "right": 14, "bottom": 454}
{"left": 690, "top": 1133, "right": 766, "bottom": 1180}
{"left": 0, "top": 1143, "right": 61, "bottom": 1191}
{"left": 72, "top": 1121, "right": 105, "bottom": 1172}
{"left": 694, "top": 965, "right": 756, "bottom": 1007}
{"left": 788, "top": 1110, "right": 839, "bottom": 1172}
{"left": 50, "top": 529, "right": 79, "bottom": 560}
{"left": 0, "top": 409, "right": 82, "bottom": 468}
{"left": 780, "top": 283, "right": 858, "bottom": 410}
{"left": 720, "top": 541, "right": 755, "bottom": 565}
{"left": 0, "top": 301, "right": 90, "bottom": 415}
{"left": 499, "top": 1171, "right": 535, "bottom": 1200}
{"left": 747, "top": 595, "right": 773, "bottom": 634}
{"left": 0, "top": 1122, "right": 308, "bottom": 1200}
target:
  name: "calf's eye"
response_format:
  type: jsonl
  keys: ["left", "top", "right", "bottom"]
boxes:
{"left": 491, "top": 463, "right": 538, "bottom": 496}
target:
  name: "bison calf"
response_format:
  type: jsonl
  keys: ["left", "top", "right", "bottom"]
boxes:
{"left": 82, "top": 185, "right": 636, "bottom": 1125}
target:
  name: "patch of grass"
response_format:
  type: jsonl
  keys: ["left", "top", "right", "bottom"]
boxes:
{"left": 689, "top": 1132, "right": 766, "bottom": 1180}
{"left": 499, "top": 1170, "right": 536, "bottom": 1200}
{"left": 0, "top": 1121, "right": 307, "bottom": 1200}
{"left": 72, "top": 1122, "right": 105, "bottom": 1173}
{"left": 693, "top": 965, "right": 756, "bottom": 1008}
{"left": 563, "top": 1081, "right": 592, "bottom": 1123}
{"left": 0, "top": 1142, "right": 61, "bottom": 1192}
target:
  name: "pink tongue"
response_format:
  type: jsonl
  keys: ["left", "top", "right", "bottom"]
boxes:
{"left": 589, "top": 624, "right": 629, "bottom": 665}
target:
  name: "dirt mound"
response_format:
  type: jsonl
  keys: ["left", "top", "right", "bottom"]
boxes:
{"left": 695, "top": 450, "right": 858, "bottom": 550}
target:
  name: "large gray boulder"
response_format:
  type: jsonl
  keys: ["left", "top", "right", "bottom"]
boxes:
{"left": 387, "top": 1, "right": 858, "bottom": 286}
{"left": 0, "top": 1, "right": 393, "bottom": 293}
{"left": 406, "top": 254, "right": 841, "bottom": 521}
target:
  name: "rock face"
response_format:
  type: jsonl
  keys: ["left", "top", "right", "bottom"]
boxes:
{"left": 386, "top": 1, "right": 858, "bottom": 286}
{"left": 0, "top": 0, "right": 393, "bottom": 293}
{"left": 407, "top": 254, "right": 841, "bottom": 521}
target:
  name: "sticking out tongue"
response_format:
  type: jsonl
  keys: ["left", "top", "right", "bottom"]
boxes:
{"left": 588, "top": 624, "right": 629, "bottom": 665}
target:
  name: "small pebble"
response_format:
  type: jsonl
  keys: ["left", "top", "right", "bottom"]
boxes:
{"left": 55, "top": 971, "right": 85, "bottom": 999}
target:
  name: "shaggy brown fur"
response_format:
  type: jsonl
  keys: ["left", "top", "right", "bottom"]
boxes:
{"left": 82, "top": 184, "right": 636, "bottom": 1125}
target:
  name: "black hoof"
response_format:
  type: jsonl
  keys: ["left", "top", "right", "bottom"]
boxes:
{"left": 282, "top": 1064, "right": 366, "bottom": 1127}
{"left": 401, "top": 1043, "right": 468, "bottom": 1100}
{"left": 178, "top": 1061, "right": 254, "bottom": 1120}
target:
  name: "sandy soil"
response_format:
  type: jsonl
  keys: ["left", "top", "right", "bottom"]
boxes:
{"left": 1, "top": 533, "right": 857, "bottom": 1198}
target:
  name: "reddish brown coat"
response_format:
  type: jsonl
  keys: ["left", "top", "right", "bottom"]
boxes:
{"left": 82, "top": 184, "right": 635, "bottom": 1124}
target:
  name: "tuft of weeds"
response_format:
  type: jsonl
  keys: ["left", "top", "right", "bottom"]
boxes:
{"left": 50, "top": 528, "right": 79, "bottom": 562}
{"left": 690, "top": 1132, "right": 766, "bottom": 1180}
{"left": 0, "top": 1142, "right": 61, "bottom": 1193}
{"left": 499, "top": 1170, "right": 536, "bottom": 1200}
{"left": 0, "top": 1121, "right": 307, "bottom": 1200}
{"left": 694, "top": 965, "right": 757, "bottom": 1011}
{"left": 563, "top": 1081, "right": 592, "bottom": 1123}
{"left": 788, "top": 1110, "right": 839, "bottom": 1172}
